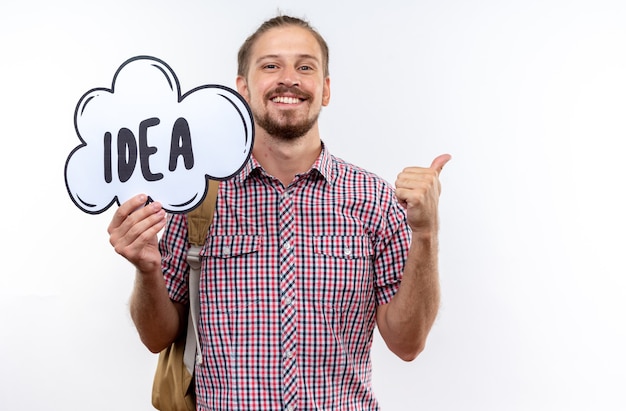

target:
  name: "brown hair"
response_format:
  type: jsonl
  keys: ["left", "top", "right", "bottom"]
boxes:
{"left": 237, "top": 15, "right": 330, "bottom": 78}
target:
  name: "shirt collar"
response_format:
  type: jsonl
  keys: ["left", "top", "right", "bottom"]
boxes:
{"left": 234, "top": 141, "right": 336, "bottom": 185}
{"left": 311, "top": 142, "right": 335, "bottom": 184}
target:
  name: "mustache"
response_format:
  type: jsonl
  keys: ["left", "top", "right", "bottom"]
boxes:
{"left": 265, "top": 85, "right": 311, "bottom": 100}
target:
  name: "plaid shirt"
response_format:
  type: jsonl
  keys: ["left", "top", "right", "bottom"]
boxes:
{"left": 160, "top": 145, "right": 411, "bottom": 410}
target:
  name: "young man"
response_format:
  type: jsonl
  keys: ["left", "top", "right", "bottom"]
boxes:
{"left": 108, "top": 15, "right": 450, "bottom": 410}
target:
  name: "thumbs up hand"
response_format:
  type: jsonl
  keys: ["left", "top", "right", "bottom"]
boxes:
{"left": 395, "top": 154, "right": 451, "bottom": 234}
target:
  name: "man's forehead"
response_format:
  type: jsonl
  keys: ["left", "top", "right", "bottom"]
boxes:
{"left": 252, "top": 26, "right": 323, "bottom": 59}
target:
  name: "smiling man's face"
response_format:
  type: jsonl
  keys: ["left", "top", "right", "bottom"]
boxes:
{"left": 236, "top": 25, "right": 331, "bottom": 140}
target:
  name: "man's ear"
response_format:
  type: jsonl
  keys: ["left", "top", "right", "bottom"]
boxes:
{"left": 322, "top": 76, "right": 331, "bottom": 106}
{"left": 236, "top": 76, "right": 250, "bottom": 102}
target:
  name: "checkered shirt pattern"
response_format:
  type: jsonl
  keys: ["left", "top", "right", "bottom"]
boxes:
{"left": 160, "top": 145, "right": 411, "bottom": 411}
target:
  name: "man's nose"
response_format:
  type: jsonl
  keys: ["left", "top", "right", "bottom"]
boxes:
{"left": 278, "top": 66, "right": 300, "bottom": 87}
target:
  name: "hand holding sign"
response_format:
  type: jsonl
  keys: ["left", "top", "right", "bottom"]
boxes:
{"left": 64, "top": 56, "right": 253, "bottom": 214}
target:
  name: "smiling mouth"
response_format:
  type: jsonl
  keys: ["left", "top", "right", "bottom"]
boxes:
{"left": 271, "top": 96, "right": 303, "bottom": 104}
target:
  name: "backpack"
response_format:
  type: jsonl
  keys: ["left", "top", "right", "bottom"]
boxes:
{"left": 151, "top": 179, "right": 220, "bottom": 411}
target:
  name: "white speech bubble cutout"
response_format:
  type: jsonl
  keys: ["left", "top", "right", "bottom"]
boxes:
{"left": 64, "top": 55, "right": 254, "bottom": 214}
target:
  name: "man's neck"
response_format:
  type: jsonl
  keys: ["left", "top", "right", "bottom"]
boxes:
{"left": 252, "top": 128, "right": 322, "bottom": 187}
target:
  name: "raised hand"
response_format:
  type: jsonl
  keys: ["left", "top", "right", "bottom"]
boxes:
{"left": 395, "top": 154, "right": 451, "bottom": 233}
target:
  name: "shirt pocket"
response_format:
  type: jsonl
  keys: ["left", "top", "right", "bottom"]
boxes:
{"left": 198, "top": 235, "right": 262, "bottom": 307}
{"left": 200, "top": 235, "right": 261, "bottom": 259}
{"left": 307, "top": 235, "right": 375, "bottom": 311}
{"left": 313, "top": 234, "right": 374, "bottom": 260}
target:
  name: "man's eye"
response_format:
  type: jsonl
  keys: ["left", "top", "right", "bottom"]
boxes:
{"left": 299, "top": 66, "right": 312, "bottom": 71}
{"left": 264, "top": 64, "right": 278, "bottom": 69}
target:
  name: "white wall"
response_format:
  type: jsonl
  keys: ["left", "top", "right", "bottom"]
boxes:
{"left": 1, "top": 0, "right": 625, "bottom": 410}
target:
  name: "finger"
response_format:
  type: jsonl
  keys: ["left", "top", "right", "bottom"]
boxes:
{"left": 109, "top": 201, "right": 165, "bottom": 253}
{"left": 394, "top": 188, "right": 409, "bottom": 209}
{"left": 430, "top": 154, "right": 452, "bottom": 175}
{"left": 108, "top": 194, "right": 148, "bottom": 234}
{"left": 120, "top": 194, "right": 150, "bottom": 216}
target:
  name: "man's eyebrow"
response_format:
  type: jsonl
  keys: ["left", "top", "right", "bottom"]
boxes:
{"left": 296, "top": 54, "right": 321, "bottom": 62}
{"left": 256, "top": 54, "right": 321, "bottom": 63}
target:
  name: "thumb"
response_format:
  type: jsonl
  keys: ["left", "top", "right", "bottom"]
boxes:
{"left": 430, "top": 154, "right": 452, "bottom": 175}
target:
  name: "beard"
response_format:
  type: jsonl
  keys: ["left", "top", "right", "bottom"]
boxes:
{"left": 255, "top": 109, "right": 320, "bottom": 141}
{"left": 253, "top": 85, "right": 320, "bottom": 140}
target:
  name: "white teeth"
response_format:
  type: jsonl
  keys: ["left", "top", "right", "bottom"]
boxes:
{"left": 272, "top": 96, "right": 300, "bottom": 104}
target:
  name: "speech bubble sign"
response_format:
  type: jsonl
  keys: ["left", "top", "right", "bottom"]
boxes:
{"left": 64, "top": 55, "right": 253, "bottom": 214}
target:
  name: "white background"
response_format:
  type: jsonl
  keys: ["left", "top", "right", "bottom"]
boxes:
{"left": 1, "top": 0, "right": 625, "bottom": 410}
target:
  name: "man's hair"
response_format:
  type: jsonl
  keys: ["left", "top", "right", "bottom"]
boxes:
{"left": 237, "top": 15, "right": 330, "bottom": 78}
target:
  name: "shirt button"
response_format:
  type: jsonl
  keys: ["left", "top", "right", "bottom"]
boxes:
{"left": 282, "top": 242, "right": 291, "bottom": 251}
{"left": 222, "top": 246, "right": 231, "bottom": 257}
{"left": 284, "top": 296, "right": 294, "bottom": 306}
{"left": 287, "top": 405, "right": 295, "bottom": 411}
{"left": 343, "top": 247, "right": 352, "bottom": 256}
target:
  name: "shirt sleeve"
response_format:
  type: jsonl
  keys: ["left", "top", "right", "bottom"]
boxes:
{"left": 373, "top": 185, "right": 411, "bottom": 306}
{"left": 159, "top": 212, "right": 190, "bottom": 304}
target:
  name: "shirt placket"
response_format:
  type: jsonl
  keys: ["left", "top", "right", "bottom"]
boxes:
{"left": 278, "top": 188, "right": 298, "bottom": 411}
